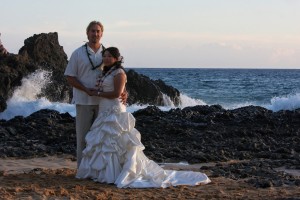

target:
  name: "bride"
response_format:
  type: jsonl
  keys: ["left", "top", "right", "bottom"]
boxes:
{"left": 76, "top": 47, "right": 211, "bottom": 188}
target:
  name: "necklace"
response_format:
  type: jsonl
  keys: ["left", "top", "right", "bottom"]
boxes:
{"left": 95, "top": 66, "right": 117, "bottom": 91}
{"left": 85, "top": 43, "right": 105, "bottom": 70}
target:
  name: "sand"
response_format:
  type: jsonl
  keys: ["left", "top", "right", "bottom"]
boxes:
{"left": 0, "top": 156, "right": 299, "bottom": 200}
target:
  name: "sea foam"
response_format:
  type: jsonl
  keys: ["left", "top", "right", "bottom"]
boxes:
{"left": 0, "top": 70, "right": 75, "bottom": 120}
{"left": 265, "top": 93, "right": 300, "bottom": 112}
{"left": 0, "top": 70, "right": 299, "bottom": 120}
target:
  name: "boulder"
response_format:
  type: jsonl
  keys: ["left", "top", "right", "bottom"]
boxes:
{"left": 0, "top": 32, "right": 69, "bottom": 112}
{"left": 18, "top": 32, "right": 70, "bottom": 102}
{"left": 0, "top": 54, "right": 38, "bottom": 111}
{"left": 126, "top": 69, "right": 181, "bottom": 106}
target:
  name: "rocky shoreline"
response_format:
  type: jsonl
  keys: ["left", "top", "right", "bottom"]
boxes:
{"left": 1, "top": 105, "right": 299, "bottom": 188}
{"left": 0, "top": 32, "right": 299, "bottom": 191}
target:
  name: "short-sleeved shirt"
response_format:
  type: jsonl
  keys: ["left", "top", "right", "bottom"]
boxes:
{"left": 64, "top": 43, "right": 104, "bottom": 105}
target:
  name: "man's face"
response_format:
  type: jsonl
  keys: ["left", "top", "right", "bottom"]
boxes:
{"left": 87, "top": 24, "right": 103, "bottom": 44}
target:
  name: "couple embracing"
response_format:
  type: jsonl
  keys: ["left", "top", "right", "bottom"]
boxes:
{"left": 64, "top": 20, "right": 210, "bottom": 188}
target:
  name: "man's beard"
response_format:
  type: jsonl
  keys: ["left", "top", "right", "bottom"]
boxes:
{"left": 89, "top": 36, "right": 100, "bottom": 43}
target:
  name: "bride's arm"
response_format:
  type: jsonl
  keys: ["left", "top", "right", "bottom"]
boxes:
{"left": 95, "top": 72, "right": 127, "bottom": 99}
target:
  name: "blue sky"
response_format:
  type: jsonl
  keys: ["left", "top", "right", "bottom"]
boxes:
{"left": 1, "top": 0, "right": 300, "bottom": 68}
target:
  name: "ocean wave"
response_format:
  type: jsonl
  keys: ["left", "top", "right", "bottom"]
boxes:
{"left": 1, "top": 69, "right": 299, "bottom": 120}
{"left": 1, "top": 93, "right": 299, "bottom": 121}
{"left": 178, "top": 93, "right": 207, "bottom": 108}
{"left": 0, "top": 98, "right": 75, "bottom": 120}
{"left": 213, "top": 93, "right": 300, "bottom": 112}
{"left": 0, "top": 70, "right": 75, "bottom": 120}
{"left": 265, "top": 93, "right": 300, "bottom": 112}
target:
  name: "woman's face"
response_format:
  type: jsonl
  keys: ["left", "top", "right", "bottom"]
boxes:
{"left": 103, "top": 51, "right": 117, "bottom": 66}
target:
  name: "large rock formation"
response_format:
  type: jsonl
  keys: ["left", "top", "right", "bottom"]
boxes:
{"left": 0, "top": 33, "right": 180, "bottom": 112}
{"left": 0, "top": 53, "right": 39, "bottom": 112}
{"left": 18, "top": 32, "right": 70, "bottom": 102}
{"left": 126, "top": 69, "right": 181, "bottom": 106}
{"left": 0, "top": 32, "right": 69, "bottom": 112}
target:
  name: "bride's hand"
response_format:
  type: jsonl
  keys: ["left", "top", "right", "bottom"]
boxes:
{"left": 86, "top": 88, "right": 98, "bottom": 96}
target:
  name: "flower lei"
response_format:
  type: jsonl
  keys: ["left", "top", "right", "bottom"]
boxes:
{"left": 95, "top": 65, "right": 117, "bottom": 92}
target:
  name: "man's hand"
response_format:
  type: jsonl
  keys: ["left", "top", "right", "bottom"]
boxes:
{"left": 66, "top": 76, "right": 97, "bottom": 96}
{"left": 120, "top": 89, "right": 128, "bottom": 105}
{"left": 86, "top": 88, "right": 98, "bottom": 96}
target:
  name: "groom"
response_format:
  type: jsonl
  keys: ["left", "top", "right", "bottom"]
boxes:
{"left": 64, "top": 21, "right": 126, "bottom": 167}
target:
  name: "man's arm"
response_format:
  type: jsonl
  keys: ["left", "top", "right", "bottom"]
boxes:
{"left": 89, "top": 73, "right": 128, "bottom": 105}
{"left": 66, "top": 76, "right": 95, "bottom": 96}
{"left": 120, "top": 87, "right": 128, "bottom": 105}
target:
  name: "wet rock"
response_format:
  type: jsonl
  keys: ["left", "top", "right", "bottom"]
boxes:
{"left": 126, "top": 70, "right": 181, "bottom": 106}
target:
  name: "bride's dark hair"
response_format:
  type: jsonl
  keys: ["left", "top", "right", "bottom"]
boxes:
{"left": 102, "top": 47, "right": 124, "bottom": 75}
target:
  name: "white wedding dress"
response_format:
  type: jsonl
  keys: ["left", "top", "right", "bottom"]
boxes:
{"left": 76, "top": 69, "right": 211, "bottom": 188}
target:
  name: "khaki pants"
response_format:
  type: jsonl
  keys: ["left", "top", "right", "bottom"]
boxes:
{"left": 76, "top": 104, "right": 99, "bottom": 167}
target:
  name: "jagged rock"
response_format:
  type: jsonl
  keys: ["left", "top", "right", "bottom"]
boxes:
{"left": 19, "top": 32, "right": 67, "bottom": 68}
{"left": 126, "top": 69, "right": 181, "bottom": 106}
{"left": 0, "top": 54, "right": 38, "bottom": 112}
{"left": 18, "top": 32, "right": 70, "bottom": 102}
{"left": 154, "top": 79, "right": 181, "bottom": 106}
{"left": 0, "top": 32, "right": 69, "bottom": 112}
{"left": 0, "top": 44, "right": 8, "bottom": 56}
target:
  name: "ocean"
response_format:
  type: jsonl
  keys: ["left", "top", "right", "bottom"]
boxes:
{"left": 0, "top": 68, "right": 299, "bottom": 120}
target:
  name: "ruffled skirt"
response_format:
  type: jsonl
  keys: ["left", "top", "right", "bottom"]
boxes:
{"left": 76, "top": 100, "right": 210, "bottom": 188}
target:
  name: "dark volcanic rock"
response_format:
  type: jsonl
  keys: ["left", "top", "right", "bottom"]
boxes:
{"left": 18, "top": 32, "right": 67, "bottom": 69}
{"left": 18, "top": 32, "right": 70, "bottom": 103}
{"left": 0, "top": 105, "right": 299, "bottom": 187}
{"left": 0, "top": 53, "right": 38, "bottom": 112}
{"left": 133, "top": 105, "right": 300, "bottom": 188}
{"left": 0, "top": 32, "right": 69, "bottom": 112}
{"left": 0, "top": 109, "right": 75, "bottom": 158}
{"left": 126, "top": 69, "right": 181, "bottom": 106}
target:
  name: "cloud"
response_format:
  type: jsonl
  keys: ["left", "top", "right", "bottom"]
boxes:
{"left": 215, "top": 42, "right": 243, "bottom": 51}
{"left": 111, "top": 20, "right": 151, "bottom": 28}
{"left": 269, "top": 48, "right": 297, "bottom": 65}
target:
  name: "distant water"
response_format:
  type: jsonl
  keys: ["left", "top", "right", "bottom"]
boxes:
{"left": 0, "top": 68, "right": 299, "bottom": 120}
{"left": 131, "top": 68, "right": 300, "bottom": 111}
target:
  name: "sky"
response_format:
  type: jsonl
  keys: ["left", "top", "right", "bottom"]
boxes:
{"left": 1, "top": 0, "right": 300, "bottom": 68}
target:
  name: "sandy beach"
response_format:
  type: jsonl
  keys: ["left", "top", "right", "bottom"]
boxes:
{"left": 1, "top": 156, "right": 299, "bottom": 200}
